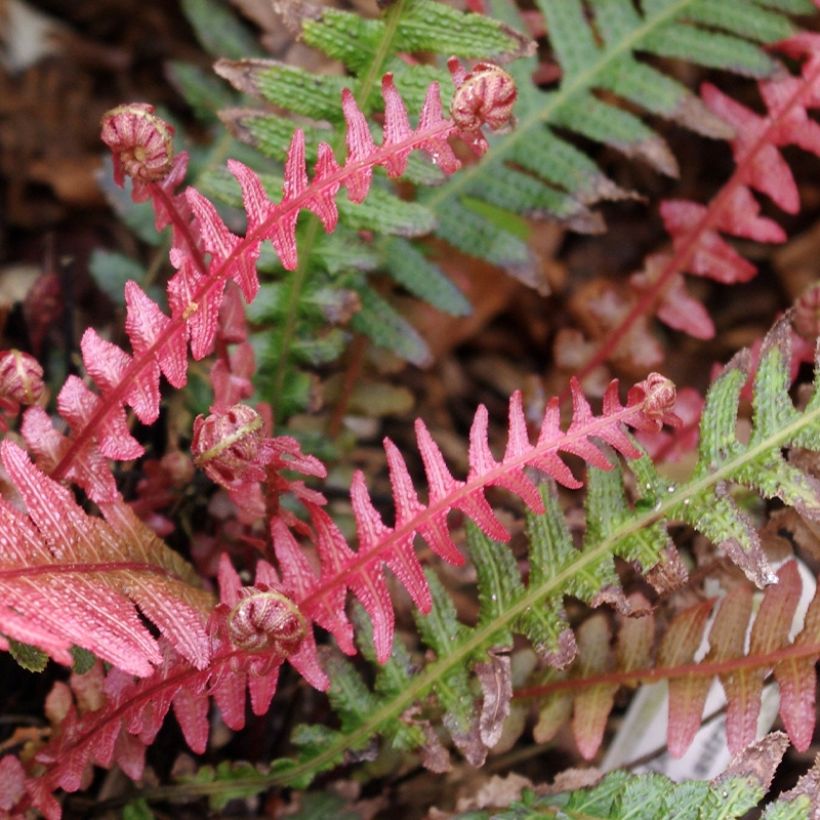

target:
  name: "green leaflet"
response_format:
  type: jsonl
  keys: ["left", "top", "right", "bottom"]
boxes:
{"left": 312, "top": 231, "right": 381, "bottom": 276}
{"left": 350, "top": 287, "right": 431, "bottom": 366}
{"left": 89, "top": 250, "right": 146, "bottom": 308}
{"left": 259, "top": 322, "right": 819, "bottom": 786}
{"left": 414, "top": 572, "right": 476, "bottom": 739}
{"left": 431, "top": 197, "right": 532, "bottom": 274}
{"left": 121, "top": 798, "right": 154, "bottom": 820}
{"left": 381, "top": 238, "right": 471, "bottom": 316}
{"left": 70, "top": 646, "right": 97, "bottom": 675}
{"left": 455, "top": 772, "right": 765, "bottom": 819}
{"left": 180, "top": 0, "right": 263, "bottom": 59}
{"left": 216, "top": 61, "right": 348, "bottom": 123}
{"left": 301, "top": 0, "right": 527, "bottom": 72}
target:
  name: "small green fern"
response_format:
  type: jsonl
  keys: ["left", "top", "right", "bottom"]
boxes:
{"left": 259, "top": 318, "right": 818, "bottom": 787}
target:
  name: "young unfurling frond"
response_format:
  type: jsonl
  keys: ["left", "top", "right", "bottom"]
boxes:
{"left": 19, "top": 70, "right": 507, "bottom": 504}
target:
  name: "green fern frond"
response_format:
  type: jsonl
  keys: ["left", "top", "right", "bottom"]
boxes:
{"left": 448, "top": 734, "right": 815, "bottom": 820}
{"left": 423, "top": 0, "right": 813, "bottom": 262}
{"left": 298, "top": 0, "right": 528, "bottom": 72}
{"left": 261, "top": 319, "right": 819, "bottom": 786}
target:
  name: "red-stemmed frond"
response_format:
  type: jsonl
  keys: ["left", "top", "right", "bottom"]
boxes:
{"left": 0, "top": 441, "right": 213, "bottom": 677}
{"left": 293, "top": 374, "right": 680, "bottom": 663}
{"left": 655, "top": 34, "right": 820, "bottom": 338}
{"left": 571, "top": 33, "right": 820, "bottom": 383}
{"left": 27, "top": 73, "right": 484, "bottom": 500}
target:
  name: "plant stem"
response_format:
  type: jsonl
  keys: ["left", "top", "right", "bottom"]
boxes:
{"left": 514, "top": 641, "right": 820, "bottom": 699}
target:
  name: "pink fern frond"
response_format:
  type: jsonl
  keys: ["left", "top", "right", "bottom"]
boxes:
{"left": 296, "top": 373, "right": 679, "bottom": 663}
{"left": 0, "top": 441, "right": 212, "bottom": 677}
{"left": 571, "top": 33, "right": 820, "bottom": 383}
{"left": 21, "top": 556, "right": 320, "bottom": 819}
{"left": 33, "top": 70, "right": 494, "bottom": 496}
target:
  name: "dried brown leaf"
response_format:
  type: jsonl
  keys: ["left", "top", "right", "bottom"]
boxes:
{"left": 475, "top": 650, "right": 512, "bottom": 748}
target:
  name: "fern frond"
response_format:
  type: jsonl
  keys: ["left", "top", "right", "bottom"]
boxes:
{"left": 572, "top": 33, "right": 820, "bottom": 381}
{"left": 258, "top": 318, "right": 818, "bottom": 788}
{"left": 26, "top": 75, "right": 477, "bottom": 494}
{"left": 521, "top": 561, "right": 819, "bottom": 760}
{"left": 424, "top": 0, "right": 813, "bottom": 268}
{"left": 301, "top": 0, "right": 528, "bottom": 69}
{"left": 295, "top": 373, "right": 679, "bottom": 666}
{"left": 0, "top": 441, "right": 212, "bottom": 677}
{"left": 449, "top": 734, "right": 808, "bottom": 820}
{"left": 18, "top": 553, "right": 331, "bottom": 819}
